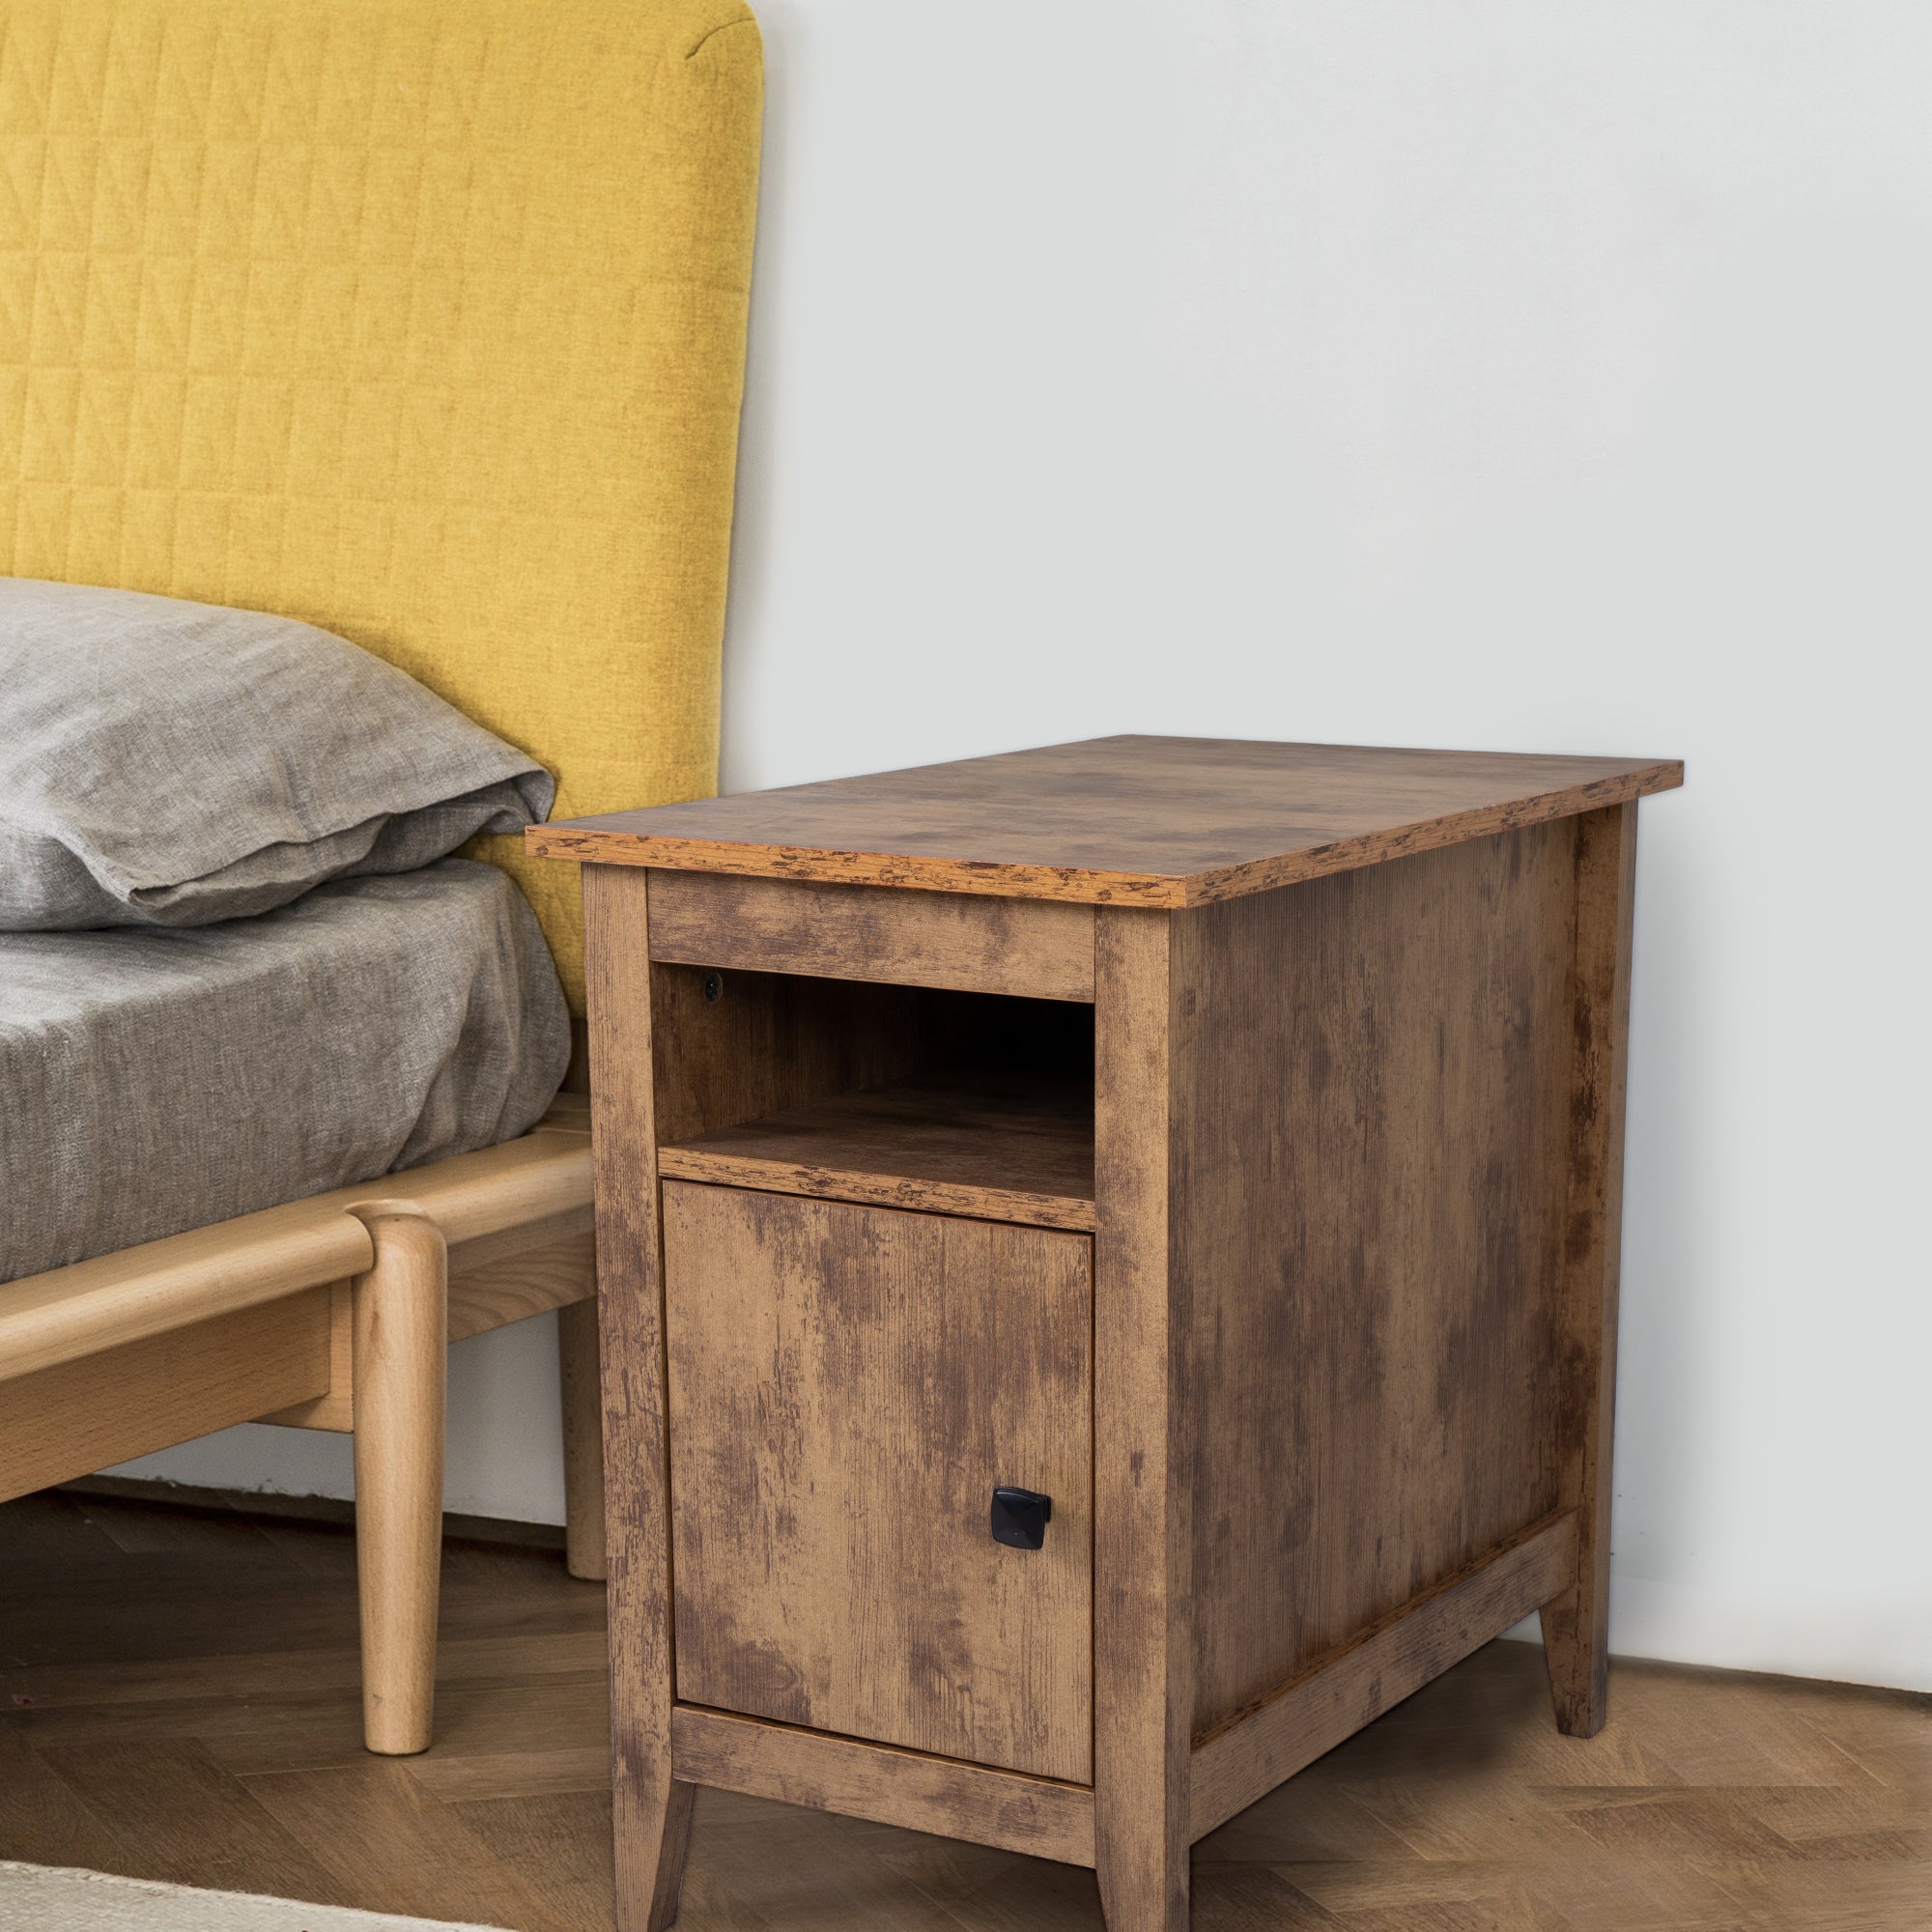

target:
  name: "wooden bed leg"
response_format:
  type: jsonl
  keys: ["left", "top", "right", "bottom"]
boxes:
{"left": 558, "top": 1295, "right": 609, "bottom": 1581}
{"left": 352, "top": 1208, "right": 448, "bottom": 1756}
{"left": 1542, "top": 803, "right": 1637, "bottom": 1738}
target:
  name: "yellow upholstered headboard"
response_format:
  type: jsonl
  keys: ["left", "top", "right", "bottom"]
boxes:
{"left": 0, "top": 0, "right": 762, "bottom": 1008}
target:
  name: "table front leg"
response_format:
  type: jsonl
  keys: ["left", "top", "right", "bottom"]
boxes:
{"left": 1542, "top": 802, "right": 1638, "bottom": 1738}
{"left": 1094, "top": 907, "right": 1192, "bottom": 1932}
{"left": 585, "top": 866, "right": 692, "bottom": 1926}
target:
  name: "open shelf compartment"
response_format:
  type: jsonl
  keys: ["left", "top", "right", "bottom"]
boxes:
{"left": 649, "top": 965, "right": 1094, "bottom": 1231}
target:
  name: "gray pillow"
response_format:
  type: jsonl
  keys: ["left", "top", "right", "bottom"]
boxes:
{"left": 0, "top": 578, "right": 554, "bottom": 929}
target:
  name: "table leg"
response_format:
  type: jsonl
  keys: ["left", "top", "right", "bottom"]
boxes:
{"left": 1543, "top": 802, "right": 1637, "bottom": 1737}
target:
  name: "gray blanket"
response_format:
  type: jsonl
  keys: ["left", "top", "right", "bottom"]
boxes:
{"left": 0, "top": 860, "right": 570, "bottom": 1283}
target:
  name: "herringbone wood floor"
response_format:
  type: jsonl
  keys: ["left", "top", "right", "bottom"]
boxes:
{"left": 0, "top": 1484, "right": 1923, "bottom": 1932}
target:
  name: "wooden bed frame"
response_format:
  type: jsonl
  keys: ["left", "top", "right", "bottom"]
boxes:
{"left": 0, "top": 1099, "right": 601, "bottom": 1751}
{"left": 0, "top": 0, "right": 764, "bottom": 1754}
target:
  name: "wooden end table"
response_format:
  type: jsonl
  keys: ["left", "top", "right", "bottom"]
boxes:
{"left": 527, "top": 734, "right": 1684, "bottom": 1932}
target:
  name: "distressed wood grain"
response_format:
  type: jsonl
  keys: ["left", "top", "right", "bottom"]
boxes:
{"left": 647, "top": 870, "right": 1096, "bottom": 1000}
{"left": 1542, "top": 802, "right": 1639, "bottom": 1738}
{"left": 662, "top": 1183, "right": 1094, "bottom": 1783}
{"left": 670, "top": 1705, "right": 1097, "bottom": 1864}
{"left": 582, "top": 865, "right": 692, "bottom": 1931}
{"left": 529, "top": 735, "right": 1682, "bottom": 907}
{"left": 1179, "top": 826, "right": 1577, "bottom": 1743}
{"left": 1093, "top": 906, "right": 1193, "bottom": 1932}
{"left": 659, "top": 1070, "right": 1094, "bottom": 1230}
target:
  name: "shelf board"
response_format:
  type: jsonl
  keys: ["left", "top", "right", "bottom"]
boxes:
{"left": 658, "top": 1071, "right": 1095, "bottom": 1232}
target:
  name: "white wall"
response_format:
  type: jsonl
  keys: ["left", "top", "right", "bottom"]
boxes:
{"left": 128, "top": 0, "right": 1932, "bottom": 1694}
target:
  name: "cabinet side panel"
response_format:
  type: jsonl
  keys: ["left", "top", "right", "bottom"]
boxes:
{"left": 1542, "top": 800, "right": 1639, "bottom": 1737}
{"left": 1182, "top": 822, "right": 1576, "bottom": 1739}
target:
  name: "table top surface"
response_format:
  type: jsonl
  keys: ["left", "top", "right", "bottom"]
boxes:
{"left": 527, "top": 734, "right": 1683, "bottom": 907}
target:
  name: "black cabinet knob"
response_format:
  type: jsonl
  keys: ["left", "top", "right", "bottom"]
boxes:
{"left": 990, "top": 1486, "right": 1052, "bottom": 1550}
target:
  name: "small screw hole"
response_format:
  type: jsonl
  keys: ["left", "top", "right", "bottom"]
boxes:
{"left": 703, "top": 972, "right": 724, "bottom": 1003}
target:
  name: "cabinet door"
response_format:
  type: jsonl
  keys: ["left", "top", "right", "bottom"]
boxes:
{"left": 662, "top": 1181, "right": 1093, "bottom": 1783}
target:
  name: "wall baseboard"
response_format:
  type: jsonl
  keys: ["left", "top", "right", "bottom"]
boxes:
{"left": 52, "top": 1479, "right": 1930, "bottom": 1696}
{"left": 58, "top": 1472, "right": 568, "bottom": 1554}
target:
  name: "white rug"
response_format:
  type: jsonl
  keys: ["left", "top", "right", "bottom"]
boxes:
{"left": 0, "top": 1861, "right": 511, "bottom": 1932}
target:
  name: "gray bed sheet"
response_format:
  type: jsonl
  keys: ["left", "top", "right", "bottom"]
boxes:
{"left": 1, "top": 859, "right": 571, "bottom": 1283}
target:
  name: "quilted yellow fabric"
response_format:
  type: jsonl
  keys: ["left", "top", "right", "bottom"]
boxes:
{"left": 0, "top": 0, "right": 762, "bottom": 1009}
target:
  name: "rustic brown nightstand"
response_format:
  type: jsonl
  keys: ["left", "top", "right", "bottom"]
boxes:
{"left": 528, "top": 734, "right": 1684, "bottom": 1932}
